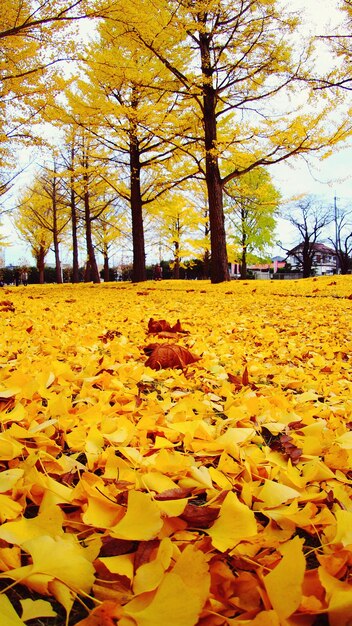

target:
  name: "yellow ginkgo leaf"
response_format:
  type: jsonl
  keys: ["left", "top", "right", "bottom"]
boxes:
{"left": 0, "top": 546, "right": 21, "bottom": 571}
{"left": 110, "top": 490, "right": 163, "bottom": 541}
{"left": 264, "top": 536, "right": 305, "bottom": 620}
{"left": 333, "top": 509, "right": 352, "bottom": 547}
{"left": 0, "top": 594, "right": 26, "bottom": 626}
{"left": 207, "top": 491, "right": 257, "bottom": 552}
{"left": 98, "top": 554, "right": 134, "bottom": 580}
{"left": 124, "top": 545, "right": 210, "bottom": 626}
{"left": 0, "top": 434, "right": 23, "bottom": 461}
{"left": 0, "top": 504, "right": 64, "bottom": 545}
{"left": 255, "top": 479, "right": 301, "bottom": 509}
{"left": 20, "top": 598, "right": 57, "bottom": 621}
{"left": 319, "top": 566, "right": 352, "bottom": 626}
{"left": 0, "top": 495, "right": 23, "bottom": 523}
{"left": 133, "top": 538, "right": 174, "bottom": 595}
{"left": 0, "top": 469, "right": 24, "bottom": 493}
{"left": 0, "top": 535, "right": 95, "bottom": 595}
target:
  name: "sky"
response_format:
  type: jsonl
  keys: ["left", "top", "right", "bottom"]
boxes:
{"left": 1, "top": 0, "right": 350, "bottom": 267}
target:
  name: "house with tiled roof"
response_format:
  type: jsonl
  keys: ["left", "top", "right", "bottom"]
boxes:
{"left": 287, "top": 243, "right": 337, "bottom": 276}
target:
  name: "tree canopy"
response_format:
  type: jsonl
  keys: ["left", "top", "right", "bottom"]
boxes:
{"left": 1, "top": 0, "right": 351, "bottom": 282}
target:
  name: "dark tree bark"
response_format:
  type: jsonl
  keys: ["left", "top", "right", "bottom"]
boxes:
{"left": 301, "top": 237, "right": 314, "bottom": 278}
{"left": 83, "top": 159, "right": 100, "bottom": 284}
{"left": 199, "top": 30, "right": 230, "bottom": 283}
{"left": 103, "top": 248, "right": 110, "bottom": 282}
{"left": 173, "top": 239, "right": 180, "bottom": 279}
{"left": 70, "top": 147, "right": 80, "bottom": 283}
{"left": 129, "top": 94, "right": 147, "bottom": 283}
{"left": 35, "top": 246, "right": 46, "bottom": 284}
{"left": 240, "top": 207, "right": 248, "bottom": 280}
{"left": 52, "top": 177, "right": 62, "bottom": 284}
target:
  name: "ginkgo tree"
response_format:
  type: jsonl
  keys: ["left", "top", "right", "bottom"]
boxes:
{"left": 0, "top": 0, "right": 96, "bottom": 196}
{"left": 151, "top": 192, "right": 207, "bottom": 278}
{"left": 75, "top": 129, "right": 119, "bottom": 283}
{"left": 313, "top": 0, "right": 352, "bottom": 92}
{"left": 224, "top": 168, "right": 281, "bottom": 279}
{"left": 56, "top": 118, "right": 122, "bottom": 283}
{"left": 93, "top": 203, "right": 129, "bottom": 281}
{"left": 99, "top": 0, "right": 350, "bottom": 284}
{"left": 74, "top": 18, "right": 200, "bottom": 282}
{"left": 15, "top": 164, "right": 70, "bottom": 283}
{"left": 16, "top": 199, "right": 53, "bottom": 284}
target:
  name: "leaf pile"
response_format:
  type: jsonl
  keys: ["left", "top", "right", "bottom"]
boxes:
{"left": 0, "top": 277, "right": 352, "bottom": 625}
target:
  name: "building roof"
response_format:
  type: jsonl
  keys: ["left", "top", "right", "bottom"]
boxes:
{"left": 288, "top": 242, "right": 336, "bottom": 256}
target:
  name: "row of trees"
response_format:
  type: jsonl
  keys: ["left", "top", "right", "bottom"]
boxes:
{"left": 1, "top": 0, "right": 352, "bottom": 282}
{"left": 14, "top": 153, "right": 281, "bottom": 283}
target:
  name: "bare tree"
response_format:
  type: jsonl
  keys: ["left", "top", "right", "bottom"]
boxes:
{"left": 283, "top": 197, "right": 332, "bottom": 277}
{"left": 329, "top": 199, "right": 352, "bottom": 274}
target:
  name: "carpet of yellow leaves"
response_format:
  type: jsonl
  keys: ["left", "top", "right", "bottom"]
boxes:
{"left": 0, "top": 276, "right": 352, "bottom": 626}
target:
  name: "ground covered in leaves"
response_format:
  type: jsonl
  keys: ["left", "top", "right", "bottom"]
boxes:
{"left": 0, "top": 277, "right": 352, "bottom": 626}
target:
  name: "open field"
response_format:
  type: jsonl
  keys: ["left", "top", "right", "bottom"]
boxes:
{"left": 0, "top": 277, "right": 352, "bottom": 625}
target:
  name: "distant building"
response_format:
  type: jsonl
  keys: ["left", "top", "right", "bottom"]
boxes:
{"left": 287, "top": 243, "right": 337, "bottom": 276}
{"left": 229, "top": 256, "right": 286, "bottom": 278}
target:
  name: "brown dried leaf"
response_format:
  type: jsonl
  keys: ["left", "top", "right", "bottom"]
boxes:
{"left": 134, "top": 539, "right": 160, "bottom": 571}
{"left": 180, "top": 503, "right": 219, "bottom": 528}
{"left": 148, "top": 318, "right": 173, "bottom": 333}
{"left": 154, "top": 487, "right": 193, "bottom": 501}
{"left": 143, "top": 343, "right": 160, "bottom": 357}
{"left": 147, "top": 318, "right": 189, "bottom": 335}
{"left": 99, "top": 537, "right": 136, "bottom": 557}
{"left": 145, "top": 343, "right": 201, "bottom": 370}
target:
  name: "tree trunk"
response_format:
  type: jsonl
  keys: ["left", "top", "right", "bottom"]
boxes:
{"left": 130, "top": 92, "right": 146, "bottom": 283}
{"left": 130, "top": 143, "right": 146, "bottom": 282}
{"left": 83, "top": 160, "right": 100, "bottom": 284}
{"left": 202, "top": 214, "right": 210, "bottom": 279}
{"left": 173, "top": 240, "right": 180, "bottom": 279}
{"left": 53, "top": 229, "right": 62, "bottom": 284}
{"left": 36, "top": 246, "right": 45, "bottom": 284}
{"left": 240, "top": 249, "right": 247, "bottom": 280}
{"left": 84, "top": 214, "right": 100, "bottom": 283}
{"left": 70, "top": 148, "right": 79, "bottom": 283}
{"left": 203, "top": 249, "right": 210, "bottom": 279}
{"left": 302, "top": 239, "right": 313, "bottom": 278}
{"left": 199, "top": 31, "right": 229, "bottom": 284}
{"left": 240, "top": 208, "right": 247, "bottom": 279}
{"left": 51, "top": 173, "right": 62, "bottom": 284}
{"left": 338, "top": 249, "right": 349, "bottom": 274}
{"left": 103, "top": 249, "right": 110, "bottom": 282}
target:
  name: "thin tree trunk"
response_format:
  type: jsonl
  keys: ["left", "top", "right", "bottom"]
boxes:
{"left": 70, "top": 147, "right": 79, "bottom": 283}
{"left": 173, "top": 240, "right": 180, "bottom": 279}
{"left": 51, "top": 172, "right": 62, "bottom": 284}
{"left": 240, "top": 248, "right": 247, "bottom": 280}
{"left": 339, "top": 252, "right": 349, "bottom": 274}
{"left": 53, "top": 229, "right": 62, "bottom": 283}
{"left": 130, "top": 116, "right": 146, "bottom": 283}
{"left": 203, "top": 214, "right": 210, "bottom": 279}
{"left": 83, "top": 158, "right": 100, "bottom": 284}
{"left": 240, "top": 207, "right": 247, "bottom": 279}
{"left": 36, "top": 246, "right": 45, "bottom": 284}
{"left": 200, "top": 30, "right": 229, "bottom": 284}
{"left": 103, "top": 249, "right": 109, "bottom": 282}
